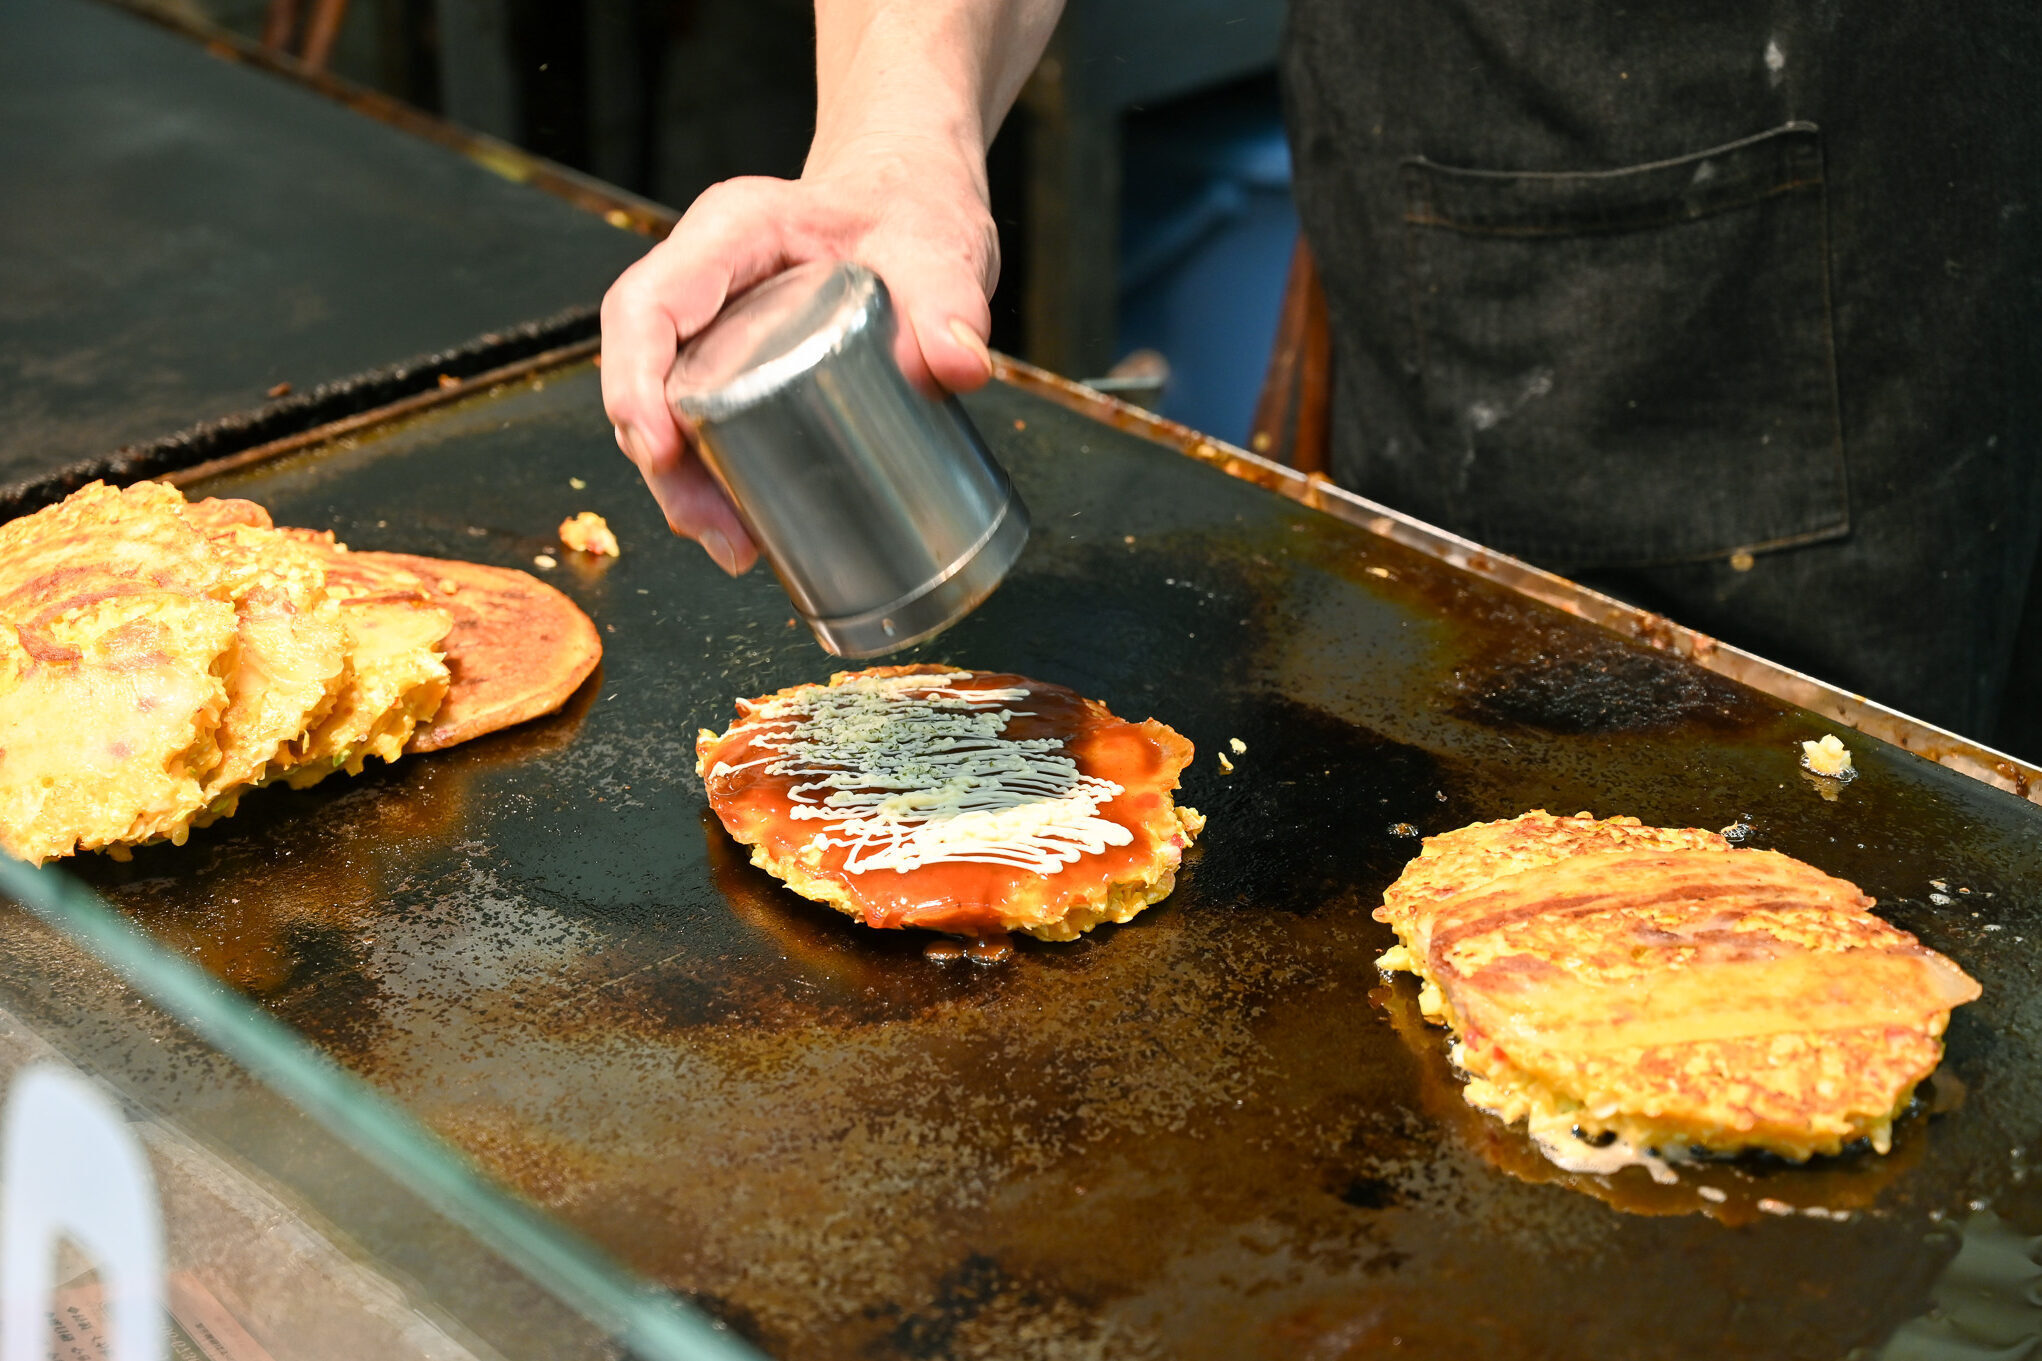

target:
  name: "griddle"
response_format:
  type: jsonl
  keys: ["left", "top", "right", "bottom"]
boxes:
{"left": 30, "top": 360, "right": 2042, "bottom": 1359}
{"left": 0, "top": 0, "right": 652, "bottom": 500}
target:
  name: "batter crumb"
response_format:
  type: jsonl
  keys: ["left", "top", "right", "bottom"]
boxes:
{"left": 559, "top": 511, "right": 619, "bottom": 557}
{"left": 1802, "top": 734, "right": 1854, "bottom": 778}
{"left": 1229, "top": 737, "right": 1247, "bottom": 755}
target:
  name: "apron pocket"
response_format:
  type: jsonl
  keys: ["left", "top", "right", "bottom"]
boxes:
{"left": 1401, "top": 122, "right": 1847, "bottom": 567}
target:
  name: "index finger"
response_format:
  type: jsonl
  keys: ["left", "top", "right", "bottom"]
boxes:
{"left": 599, "top": 182, "right": 799, "bottom": 469}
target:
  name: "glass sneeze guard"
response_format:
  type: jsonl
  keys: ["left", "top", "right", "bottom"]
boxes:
{"left": 0, "top": 856, "right": 765, "bottom": 1361}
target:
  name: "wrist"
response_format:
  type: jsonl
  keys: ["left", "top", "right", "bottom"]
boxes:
{"left": 809, "top": 2, "right": 1014, "bottom": 192}
{"left": 803, "top": 127, "right": 991, "bottom": 212}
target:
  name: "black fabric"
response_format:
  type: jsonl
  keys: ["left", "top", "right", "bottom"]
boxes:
{"left": 1401, "top": 124, "right": 1846, "bottom": 564}
{"left": 1283, "top": 0, "right": 2042, "bottom": 746}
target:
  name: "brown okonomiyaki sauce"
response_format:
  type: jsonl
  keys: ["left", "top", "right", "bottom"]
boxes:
{"left": 700, "top": 672, "right": 1193, "bottom": 936}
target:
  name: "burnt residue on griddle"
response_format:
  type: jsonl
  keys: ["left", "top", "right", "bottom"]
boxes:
{"left": 869, "top": 1254, "right": 1131, "bottom": 1361}
{"left": 1245, "top": 505, "right": 1780, "bottom": 740}
{"left": 81, "top": 755, "right": 449, "bottom": 948}
{"left": 1335, "top": 1174, "right": 1403, "bottom": 1211}
{"left": 1447, "top": 604, "right": 1768, "bottom": 736}
{"left": 1261, "top": 1294, "right": 1515, "bottom": 1359}
{"left": 674, "top": 1290, "right": 774, "bottom": 1354}
{"left": 1169, "top": 694, "right": 1451, "bottom": 919}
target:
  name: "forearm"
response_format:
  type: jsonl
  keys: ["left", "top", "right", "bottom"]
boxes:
{"left": 808, "top": 0, "right": 1064, "bottom": 182}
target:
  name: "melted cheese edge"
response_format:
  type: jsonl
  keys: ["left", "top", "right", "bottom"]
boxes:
{"left": 713, "top": 672, "right": 1134, "bottom": 876}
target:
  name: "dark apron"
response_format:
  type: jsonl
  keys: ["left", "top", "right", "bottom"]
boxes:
{"left": 1282, "top": 0, "right": 2042, "bottom": 745}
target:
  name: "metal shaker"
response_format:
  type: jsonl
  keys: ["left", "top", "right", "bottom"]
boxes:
{"left": 665, "top": 260, "right": 1029, "bottom": 658}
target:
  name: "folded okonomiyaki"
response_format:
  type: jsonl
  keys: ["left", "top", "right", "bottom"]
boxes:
{"left": 1377, "top": 811, "right": 1979, "bottom": 1165}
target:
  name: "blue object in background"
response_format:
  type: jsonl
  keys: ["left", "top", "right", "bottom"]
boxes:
{"left": 1117, "top": 78, "right": 1297, "bottom": 448}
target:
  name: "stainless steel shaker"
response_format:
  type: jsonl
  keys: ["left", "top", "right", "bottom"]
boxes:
{"left": 665, "top": 260, "right": 1029, "bottom": 658}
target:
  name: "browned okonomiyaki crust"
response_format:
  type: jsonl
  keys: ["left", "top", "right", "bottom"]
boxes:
{"left": 356, "top": 553, "right": 603, "bottom": 754}
{"left": 1377, "top": 811, "right": 1980, "bottom": 1161}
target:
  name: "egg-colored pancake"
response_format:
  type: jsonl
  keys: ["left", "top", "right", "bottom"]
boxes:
{"left": 356, "top": 553, "right": 601, "bottom": 754}
{"left": 179, "top": 496, "right": 274, "bottom": 534}
{"left": 275, "top": 531, "right": 451, "bottom": 789}
{"left": 1377, "top": 809, "right": 1730, "bottom": 946}
{"left": 0, "top": 481, "right": 223, "bottom": 607}
{"left": 1374, "top": 810, "right": 1731, "bottom": 1016}
{"left": 697, "top": 665, "right": 1202, "bottom": 940}
{"left": 0, "top": 483, "right": 238, "bottom": 860}
{"left": 188, "top": 515, "right": 349, "bottom": 811}
{"left": 1378, "top": 812, "right": 1980, "bottom": 1163}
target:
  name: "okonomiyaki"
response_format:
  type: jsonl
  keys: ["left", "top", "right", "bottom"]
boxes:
{"left": 0, "top": 482, "right": 601, "bottom": 862}
{"left": 1378, "top": 811, "right": 1979, "bottom": 1166}
{"left": 272, "top": 530, "right": 452, "bottom": 788}
{"left": 376, "top": 553, "right": 602, "bottom": 755}
{"left": 0, "top": 481, "right": 240, "bottom": 860}
{"left": 696, "top": 665, "right": 1203, "bottom": 940}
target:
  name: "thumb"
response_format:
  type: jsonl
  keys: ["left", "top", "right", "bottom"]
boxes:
{"left": 866, "top": 257, "right": 996, "bottom": 398}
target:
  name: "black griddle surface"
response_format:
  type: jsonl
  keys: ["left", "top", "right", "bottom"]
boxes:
{"left": 75, "top": 365, "right": 2042, "bottom": 1360}
{"left": 0, "top": 0, "right": 645, "bottom": 493}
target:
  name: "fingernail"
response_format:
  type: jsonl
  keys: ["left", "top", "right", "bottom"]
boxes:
{"left": 699, "top": 526, "right": 739, "bottom": 576}
{"left": 615, "top": 423, "right": 646, "bottom": 465}
{"left": 948, "top": 318, "right": 992, "bottom": 377}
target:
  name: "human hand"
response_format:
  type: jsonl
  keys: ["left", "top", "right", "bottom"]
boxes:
{"left": 600, "top": 136, "right": 1000, "bottom": 576}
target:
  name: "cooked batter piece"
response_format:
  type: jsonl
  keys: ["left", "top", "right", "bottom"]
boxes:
{"left": 378, "top": 552, "right": 602, "bottom": 754}
{"left": 696, "top": 665, "right": 1202, "bottom": 939}
{"left": 189, "top": 506, "right": 351, "bottom": 801}
{"left": 271, "top": 531, "right": 453, "bottom": 788}
{"left": 0, "top": 482, "right": 241, "bottom": 860}
{"left": 1378, "top": 811, "right": 1980, "bottom": 1164}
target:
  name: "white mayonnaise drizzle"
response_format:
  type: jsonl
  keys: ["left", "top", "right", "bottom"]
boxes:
{"left": 711, "top": 672, "right": 1131, "bottom": 875}
{"left": 1525, "top": 1115, "right": 1681, "bottom": 1185}
{"left": 1462, "top": 1061, "right": 1682, "bottom": 1184}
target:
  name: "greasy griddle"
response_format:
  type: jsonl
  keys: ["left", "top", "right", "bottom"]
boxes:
{"left": 74, "top": 363, "right": 2042, "bottom": 1359}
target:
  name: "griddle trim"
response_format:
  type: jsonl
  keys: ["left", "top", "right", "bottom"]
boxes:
{"left": 989, "top": 353, "right": 2042, "bottom": 808}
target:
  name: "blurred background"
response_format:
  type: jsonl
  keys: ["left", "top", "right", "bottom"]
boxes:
{"left": 156, "top": 0, "right": 1296, "bottom": 448}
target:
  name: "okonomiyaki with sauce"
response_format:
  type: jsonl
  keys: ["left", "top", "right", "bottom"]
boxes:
{"left": 1377, "top": 811, "right": 1980, "bottom": 1171}
{"left": 695, "top": 665, "right": 1203, "bottom": 940}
